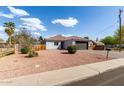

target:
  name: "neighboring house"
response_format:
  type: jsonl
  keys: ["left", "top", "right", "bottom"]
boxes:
{"left": 0, "top": 38, "right": 4, "bottom": 44}
{"left": 45, "top": 35, "right": 89, "bottom": 50}
{"left": 91, "top": 41, "right": 105, "bottom": 50}
{"left": 0, "top": 38, "right": 6, "bottom": 48}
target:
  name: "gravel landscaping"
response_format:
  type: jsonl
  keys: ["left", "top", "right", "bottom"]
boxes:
{"left": 0, "top": 50, "right": 112, "bottom": 80}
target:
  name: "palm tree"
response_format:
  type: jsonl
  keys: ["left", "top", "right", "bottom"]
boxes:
{"left": 3, "top": 22, "right": 15, "bottom": 45}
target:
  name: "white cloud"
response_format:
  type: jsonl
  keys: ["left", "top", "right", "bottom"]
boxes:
{"left": 15, "top": 28, "right": 20, "bottom": 32}
{"left": 0, "top": 33, "right": 5, "bottom": 38}
{"left": 0, "top": 33, "right": 3, "bottom": 38}
{"left": 0, "top": 26, "right": 5, "bottom": 31}
{"left": 34, "top": 32, "right": 41, "bottom": 36}
{"left": 0, "top": 26, "right": 5, "bottom": 36}
{"left": 0, "top": 33, "right": 8, "bottom": 41}
{"left": 0, "top": 13, "right": 14, "bottom": 19}
{"left": 62, "top": 34, "right": 73, "bottom": 37}
{"left": 0, "top": 6, "right": 29, "bottom": 19}
{"left": 8, "top": 6, "right": 29, "bottom": 16}
{"left": 52, "top": 17, "right": 78, "bottom": 27}
{"left": 20, "top": 18, "right": 47, "bottom": 31}
{"left": 0, "top": 26, "right": 8, "bottom": 40}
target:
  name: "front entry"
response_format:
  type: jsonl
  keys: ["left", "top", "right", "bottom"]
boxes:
{"left": 61, "top": 42, "right": 64, "bottom": 49}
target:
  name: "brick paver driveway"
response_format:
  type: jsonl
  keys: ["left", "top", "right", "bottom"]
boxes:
{"left": 0, "top": 50, "right": 111, "bottom": 80}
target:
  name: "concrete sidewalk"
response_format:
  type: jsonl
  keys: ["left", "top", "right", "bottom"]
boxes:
{"left": 0, "top": 58, "right": 124, "bottom": 86}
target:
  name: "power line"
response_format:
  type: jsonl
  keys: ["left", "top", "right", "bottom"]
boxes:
{"left": 91, "top": 20, "right": 119, "bottom": 41}
{"left": 96, "top": 20, "right": 119, "bottom": 35}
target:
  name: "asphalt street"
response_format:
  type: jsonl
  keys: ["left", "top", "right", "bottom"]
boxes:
{"left": 84, "top": 50, "right": 124, "bottom": 59}
{"left": 64, "top": 67, "right": 124, "bottom": 86}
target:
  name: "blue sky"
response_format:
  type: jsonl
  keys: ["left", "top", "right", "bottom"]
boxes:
{"left": 0, "top": 6, "right": 124, "bottom": 41}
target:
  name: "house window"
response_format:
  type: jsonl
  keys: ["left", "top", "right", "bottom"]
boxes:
{"left": 54, "top": 42, "right": 59, "bottom": 45}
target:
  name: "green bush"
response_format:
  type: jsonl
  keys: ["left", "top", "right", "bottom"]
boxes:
{"left": 21, "top": 48, "right": 30, "bottom": 54}
{"left": 67, "top": 45, "right": 78, "bottom": 54}
{"left": 28, "top": 50, "right": 38, "bottom": 58}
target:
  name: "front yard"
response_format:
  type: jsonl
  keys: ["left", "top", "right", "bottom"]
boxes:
{"left": 0, "top": 50, "right": 112, "bottom": 80}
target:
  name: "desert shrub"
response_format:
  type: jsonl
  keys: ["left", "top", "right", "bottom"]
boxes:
{"left": 67, "top": 45, "right": 78, "bottom": 54}
{"left": 28, "top": 50, "right": 38, "bottom": 58}
{"left": 21, "top": 48, "right": 30, "bottom": 54}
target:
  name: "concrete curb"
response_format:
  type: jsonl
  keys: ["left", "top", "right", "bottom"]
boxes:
{"left": 55, "top": 58, "right": 124, "bottom": 86}
{"left": 0, "top": 58, "right": 124, "bottom": 86}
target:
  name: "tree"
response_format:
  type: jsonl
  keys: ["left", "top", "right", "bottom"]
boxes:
{"left": 38, "top": 36, "right": 45, "bottom": 44}
{"left": 14, "top": 27, "right": 37, "bottom": 48}
{"left": 39, "top": 36, "right": 43, "bottom": 41}
{"left": 114, "top": 26, "right": 124, "bottom": 44}
{"left": 101, "top": 36, "right": 116, "bottom": 45}
{"left": 3, "top": 22, "right": 15, "bottom": 46}
{"left": 7, "top": 36, "right": 15, "bottom": 45}
{"left": 84, "top": 36, "right": 89, "bottom": 39}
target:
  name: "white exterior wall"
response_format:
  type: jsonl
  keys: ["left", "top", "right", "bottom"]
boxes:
{"left": 46, "top": 42, "right": 61, "bottom": 49}
{"left": 46, "top": 40, "right": 77, "bottom": 49}
{"left": 64, "top": 40, "right": 75, "bottom": 49}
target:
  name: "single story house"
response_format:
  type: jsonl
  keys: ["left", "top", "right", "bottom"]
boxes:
{"left": 45, "top": 35, "right": 89, "bottom": 50}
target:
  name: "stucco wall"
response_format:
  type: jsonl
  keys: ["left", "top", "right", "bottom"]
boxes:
{"left": 46, "top": 42, "right": 61, "bottom": 49}
{"left": 46, "top": 40, "right": 88, "bottom": 50}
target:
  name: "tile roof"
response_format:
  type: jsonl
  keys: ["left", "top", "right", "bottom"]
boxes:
{"left": 46, "top": 35, "right": 89, "bottom": 42}
{"left": 46, "top": 35, "right": 66, "bottom": 41}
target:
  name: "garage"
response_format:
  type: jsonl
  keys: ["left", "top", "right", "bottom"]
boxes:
{"left": 76, "top": 41, "right": 88, "bottom": 50}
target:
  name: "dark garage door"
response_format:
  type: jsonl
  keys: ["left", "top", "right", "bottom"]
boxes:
{"left": 76, "top": 41, "right": 88, "bottom": 50}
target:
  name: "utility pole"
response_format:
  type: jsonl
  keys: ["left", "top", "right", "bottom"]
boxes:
{"left": 119, "top": 9, "right": 123, "bottom": 52}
